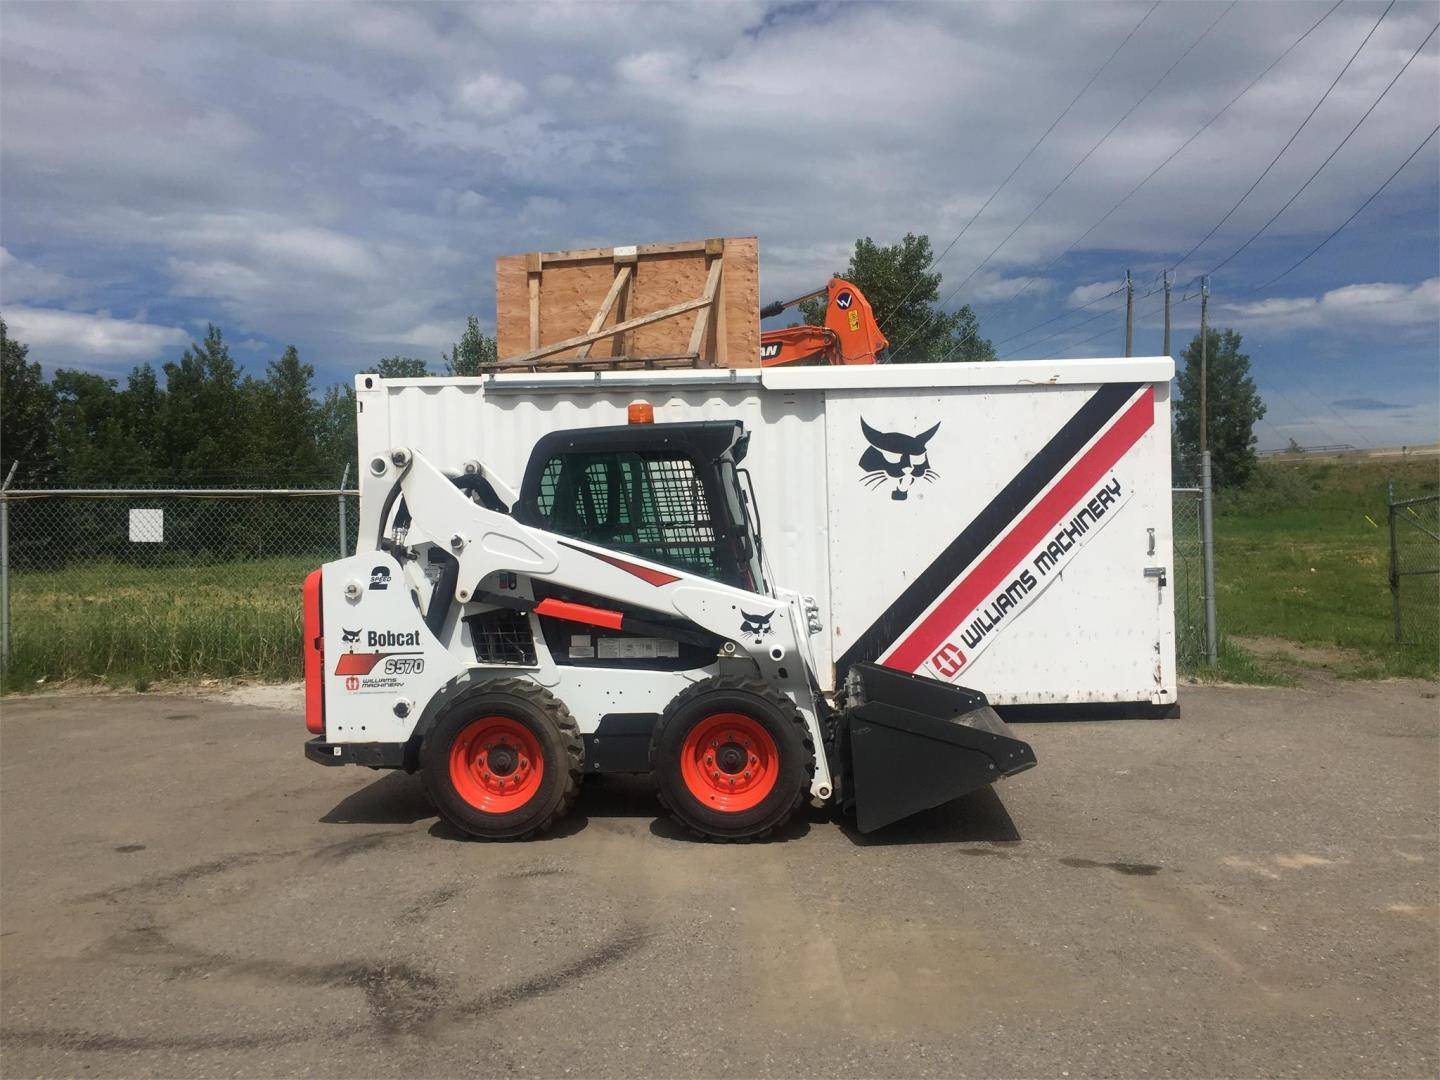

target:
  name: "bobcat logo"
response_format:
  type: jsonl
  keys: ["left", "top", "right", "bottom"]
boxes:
{"left": 740, "top": 611, "right": 773, "bottom": 639}
{"left": 341, "top": 627, "right": 362, "bottom": 645}
{"left": 859, "top": 418, "right": 940, "bottom": 501}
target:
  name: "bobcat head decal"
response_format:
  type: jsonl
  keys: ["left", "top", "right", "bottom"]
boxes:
{"left": 740, "top": 610, "right": 773, "bottom": 639}
{"left": 341, "top": 627, "right": 362, "bottom": 645}
{"left": 859, "top": 418, "right": 940, "bottom": 501}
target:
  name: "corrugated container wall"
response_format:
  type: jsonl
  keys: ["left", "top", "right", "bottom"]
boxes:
{"left": 356, "top": 359, "right": 1175, "bottom": 707}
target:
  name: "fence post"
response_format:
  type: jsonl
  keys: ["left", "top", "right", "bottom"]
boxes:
{"left": 1201, "top": 451, "right": 1218, "bottom": 666}
{"left": 338, "top": 462, "right": 351, "bottom": 559}
{"left": 1, "top": 461, "right": 17, "bottom": 673}
{"left": 1387, "top": 479, "right": 1401, "bottom": 644}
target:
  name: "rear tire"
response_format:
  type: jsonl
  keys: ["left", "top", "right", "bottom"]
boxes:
{"left": 650, "top": 677, "right": 814, "bottom": 841}
{"left": 421, "top": 679, "right": 582, "bottom": 840}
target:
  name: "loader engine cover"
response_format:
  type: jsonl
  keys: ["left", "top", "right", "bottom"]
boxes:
{"left": 840, "top": 663, "right": 1036, "bottom": 833}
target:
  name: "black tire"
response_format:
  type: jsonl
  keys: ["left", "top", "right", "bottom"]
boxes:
{"left": 650, "top": 676, "right": 815, "bottom": 841}
{"left": 421, "top": 679, "right": 582, "bottom": 840}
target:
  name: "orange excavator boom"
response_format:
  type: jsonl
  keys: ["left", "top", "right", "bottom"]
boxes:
{"left": 759, "top": 277, "right": 888, "bottom": 367}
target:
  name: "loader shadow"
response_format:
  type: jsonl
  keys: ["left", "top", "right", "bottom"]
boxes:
{"left": 322, "top": 771, "right": 815, "bottom": 844}
{"left": 321, "top": 770, "right": 435, "bottom": 825}
{"left": 837, "top": 785, "right": 1021, "bottom": 847}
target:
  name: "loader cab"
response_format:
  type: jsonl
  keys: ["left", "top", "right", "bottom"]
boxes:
{"left": 514, "top": 421, "right": 767, "bottom": 593}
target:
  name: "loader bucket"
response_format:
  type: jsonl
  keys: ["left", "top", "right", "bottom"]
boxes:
{"left": 840, "top": 663, "right": 1036, "bottom": 834}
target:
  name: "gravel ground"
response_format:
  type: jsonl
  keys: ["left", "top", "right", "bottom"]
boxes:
{"left": 1, "top": 677, "right": 1436, "bottom": 1078}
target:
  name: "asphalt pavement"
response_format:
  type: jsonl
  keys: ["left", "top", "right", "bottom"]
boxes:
{"left": 1, "top": 676, "right": 1436, "bottom": 1078}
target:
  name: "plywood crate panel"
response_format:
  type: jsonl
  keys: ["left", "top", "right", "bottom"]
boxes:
{"left": 496, "top": 237, "right": 759, "bottom": 366}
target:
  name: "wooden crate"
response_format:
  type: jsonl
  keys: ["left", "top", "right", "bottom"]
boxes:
{"left": 493, "top": 237, "right": 759, "bottom": 370}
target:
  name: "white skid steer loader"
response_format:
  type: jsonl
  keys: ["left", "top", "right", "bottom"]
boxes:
{"left": 303, "top": 417, "right": 1035, "bottom": 840}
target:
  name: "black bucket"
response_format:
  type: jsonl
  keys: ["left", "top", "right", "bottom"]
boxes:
{"left": 839, "top": 663, "right": 1037, "bottom": 834}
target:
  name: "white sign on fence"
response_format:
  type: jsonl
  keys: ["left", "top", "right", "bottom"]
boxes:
{"left": 128, "top": 508, "right": 164, "bottom": 543}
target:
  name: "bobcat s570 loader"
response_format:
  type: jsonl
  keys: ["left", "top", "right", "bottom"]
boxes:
{"left": 303, "top": 412, "right": 1036, "bottom": 840}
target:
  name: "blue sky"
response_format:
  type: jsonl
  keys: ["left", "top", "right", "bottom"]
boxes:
{"left": 2, "top": 0, "right": 1436, "bottom": 449}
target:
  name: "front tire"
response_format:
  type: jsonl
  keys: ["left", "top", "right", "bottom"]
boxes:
{"left": 421, "top": 680, "right": 582, "bottom": 840}
{"left": 650, "top": 677, "right": 814, "bottom": 841}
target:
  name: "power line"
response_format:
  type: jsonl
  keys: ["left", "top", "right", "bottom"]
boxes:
{"left": 1242, "top": 123, "right": 1440, "bottom": 296}
{"left": 1206, "top": 20, "right": 1439, "bottom": 276}
{"left": 1169, "top": 0, "right": 1396, "bottom": 276}
{"left": 987, "top": 0, "right": 1346, "bottom": 327}
{"left": 1052, "top": 291, "right": 1358, "bottom": 448}
{"left": 876, "top": 0, "right": 1161, "bottom": 335}
{"left": 894, "top": 1, "right": 1236, "bottom": 361}
{"left": 988, "top": 284, "right": 1125, "bottom": 349}
{"left": 997, "top": 290, "right": 1133, "bottom": 357}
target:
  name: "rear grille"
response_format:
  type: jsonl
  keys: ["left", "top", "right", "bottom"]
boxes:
{"left": 467, "top": 608, "right": 536, "bottom": 665}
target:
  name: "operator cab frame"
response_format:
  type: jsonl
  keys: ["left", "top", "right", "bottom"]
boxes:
{"left": 513, "top": 421, "right": 767, "bottom": 594}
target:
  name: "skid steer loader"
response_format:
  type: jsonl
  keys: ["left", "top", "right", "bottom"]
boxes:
{"left": 303, "top": 415, "right": 1035, "bottom": 840}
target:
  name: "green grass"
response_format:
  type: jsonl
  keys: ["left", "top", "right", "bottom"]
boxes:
{"left": 1212, "top": 457, "right": 1438, "bottom": 682}
{"left": 3, "top": 556, "right": 314, "bottom": 692}
{"left": 3, "top": 457, "right": 1435, "bottom": 692}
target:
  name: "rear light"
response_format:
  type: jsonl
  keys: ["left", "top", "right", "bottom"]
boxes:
{"left": 628, "top": 400, "right": 654, "bottom": 424}
{"left": 303, "top": 569, "right": 325, "bottom": 735}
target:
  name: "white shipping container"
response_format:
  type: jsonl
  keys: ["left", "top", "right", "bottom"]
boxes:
{"left": 355, "top": 357, "right": 1176, "bottom": 708}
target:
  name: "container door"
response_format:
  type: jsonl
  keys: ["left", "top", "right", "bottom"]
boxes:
{"left": 823, "top": 380, "right": 1175, "bottom": 707}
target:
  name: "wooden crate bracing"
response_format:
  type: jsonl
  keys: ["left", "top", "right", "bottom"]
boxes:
{"left": 493, "top": 237, "right": 759, "bottom": 370}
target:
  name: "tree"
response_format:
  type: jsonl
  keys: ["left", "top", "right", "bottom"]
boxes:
{"left": 1174, "top": 327, "right": 1266, "bottom": 488}
{"left": 800, "top": 234, "right": 995, "bottom": 363}
{"left": 0, "top": 318, "right": 56, "bottom": 484}
{"left": 315, "top": 384, "right": 358, "bottom": 482}
{"left": 252, "top": 345, "right": 322, "bottom": 480}
{"left": 444, "top": 315, "right": 497, "bottom": 375}
{"left": 368, "top": 356, "right": 429, "bottom": 378}
{"left": 160, "top": 325, "right": 252, "bottom": 482}
{"left": 50, "top": 369, "right": 132, "bottom": 483}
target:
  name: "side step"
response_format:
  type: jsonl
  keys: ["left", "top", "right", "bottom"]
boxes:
{"left": 840, "top": 663, "right": 1037, "bottom": 834}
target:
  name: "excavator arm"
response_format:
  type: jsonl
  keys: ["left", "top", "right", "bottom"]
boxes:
{"left": 759, "top": 277, "right": 888, "bottom": 367}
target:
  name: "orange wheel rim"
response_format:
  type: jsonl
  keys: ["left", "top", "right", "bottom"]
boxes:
{"left": 679, "top": 712, "right": 779, "bottom": 813}
{"left": 449, "top": 716, "right": 545, "bottom": 813}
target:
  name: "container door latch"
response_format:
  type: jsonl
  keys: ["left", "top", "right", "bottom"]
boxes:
{"left": 1143, "top": 566, "right": 1167, "bottom": 587}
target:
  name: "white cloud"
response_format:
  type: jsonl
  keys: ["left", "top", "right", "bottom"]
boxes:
{"left": 1067, "top": 279, "right": 1124, "bottom": 307}
{"left": 0, "top": 0, "right": 1433, "bottom": 395}
{"left": 4, "top": 306, "right": 188, "bottom": 367}
{"left": 1221, "top": 278, "right": 1440, "bottom": 331}
{"left": 967, "top": 272, "right": 1049, "bottom": 303}
{"left": 0, "top": 247, "right": 81, "bottom": 305}
{"left": 456, "top": 72, "right": 528, "bottom": 119}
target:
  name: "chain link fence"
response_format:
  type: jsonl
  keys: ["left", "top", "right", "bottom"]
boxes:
{"left": 3, "top": 482, "right": 1220, "bottom": 689}
{"left": 1, "top": 488, "right": 356, "bottom": 689}
{"left": 1172, "top": 485, "right": 1207, "bottom": 669}
{"left": 1388, "top": 490, "right": 1439, "bottom": 648}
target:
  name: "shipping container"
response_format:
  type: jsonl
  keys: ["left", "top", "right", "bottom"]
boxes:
{"left": 355, "top": 356, "right": 1176, "bottom": 708}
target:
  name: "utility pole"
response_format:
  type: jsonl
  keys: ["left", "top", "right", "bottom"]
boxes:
{"left": 1162, "top": 270, "right": 1171, "bottom": 357}
{"left": 1124, "top": 269, "right": 1134, "bottom": 357}
{"left": 1197, "top": 275, "right": 1217, "bottom": 667}
{"left": 1199, "top": 275, "right": 1210, "bottom": 454}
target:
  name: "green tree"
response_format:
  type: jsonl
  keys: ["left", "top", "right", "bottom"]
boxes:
{"left": 50, "top": 369, "right": 131, "bottom": 482}
{"left": 1174, "top": 327, "right": 1266, "bottom": 488}
{"left": 119, "top": 363, "right": 164, "bottom": 479}
{"left": 315, "top": 384, "right": 358, "bottom": 481}
{"left": 800, "top": 234, "right": 995, "bottom": 363}
{"left": 444, "top": 315, "right": 497, "bottom": 375}
{"left": 368, "top": 356, "right": 429, "bottom": 378}
{"left": 0, "top": 318, "right": 56, "bottom": 484}
{"left": 160, "top": 325, "right": 252, "bottom": 482}
{"left": 253, "top": 345, "right": 321, "bottom": 481}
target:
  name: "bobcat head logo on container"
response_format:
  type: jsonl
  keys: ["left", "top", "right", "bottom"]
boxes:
{"left": 858, "top": 419, "right": 940, "bottom": 501}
